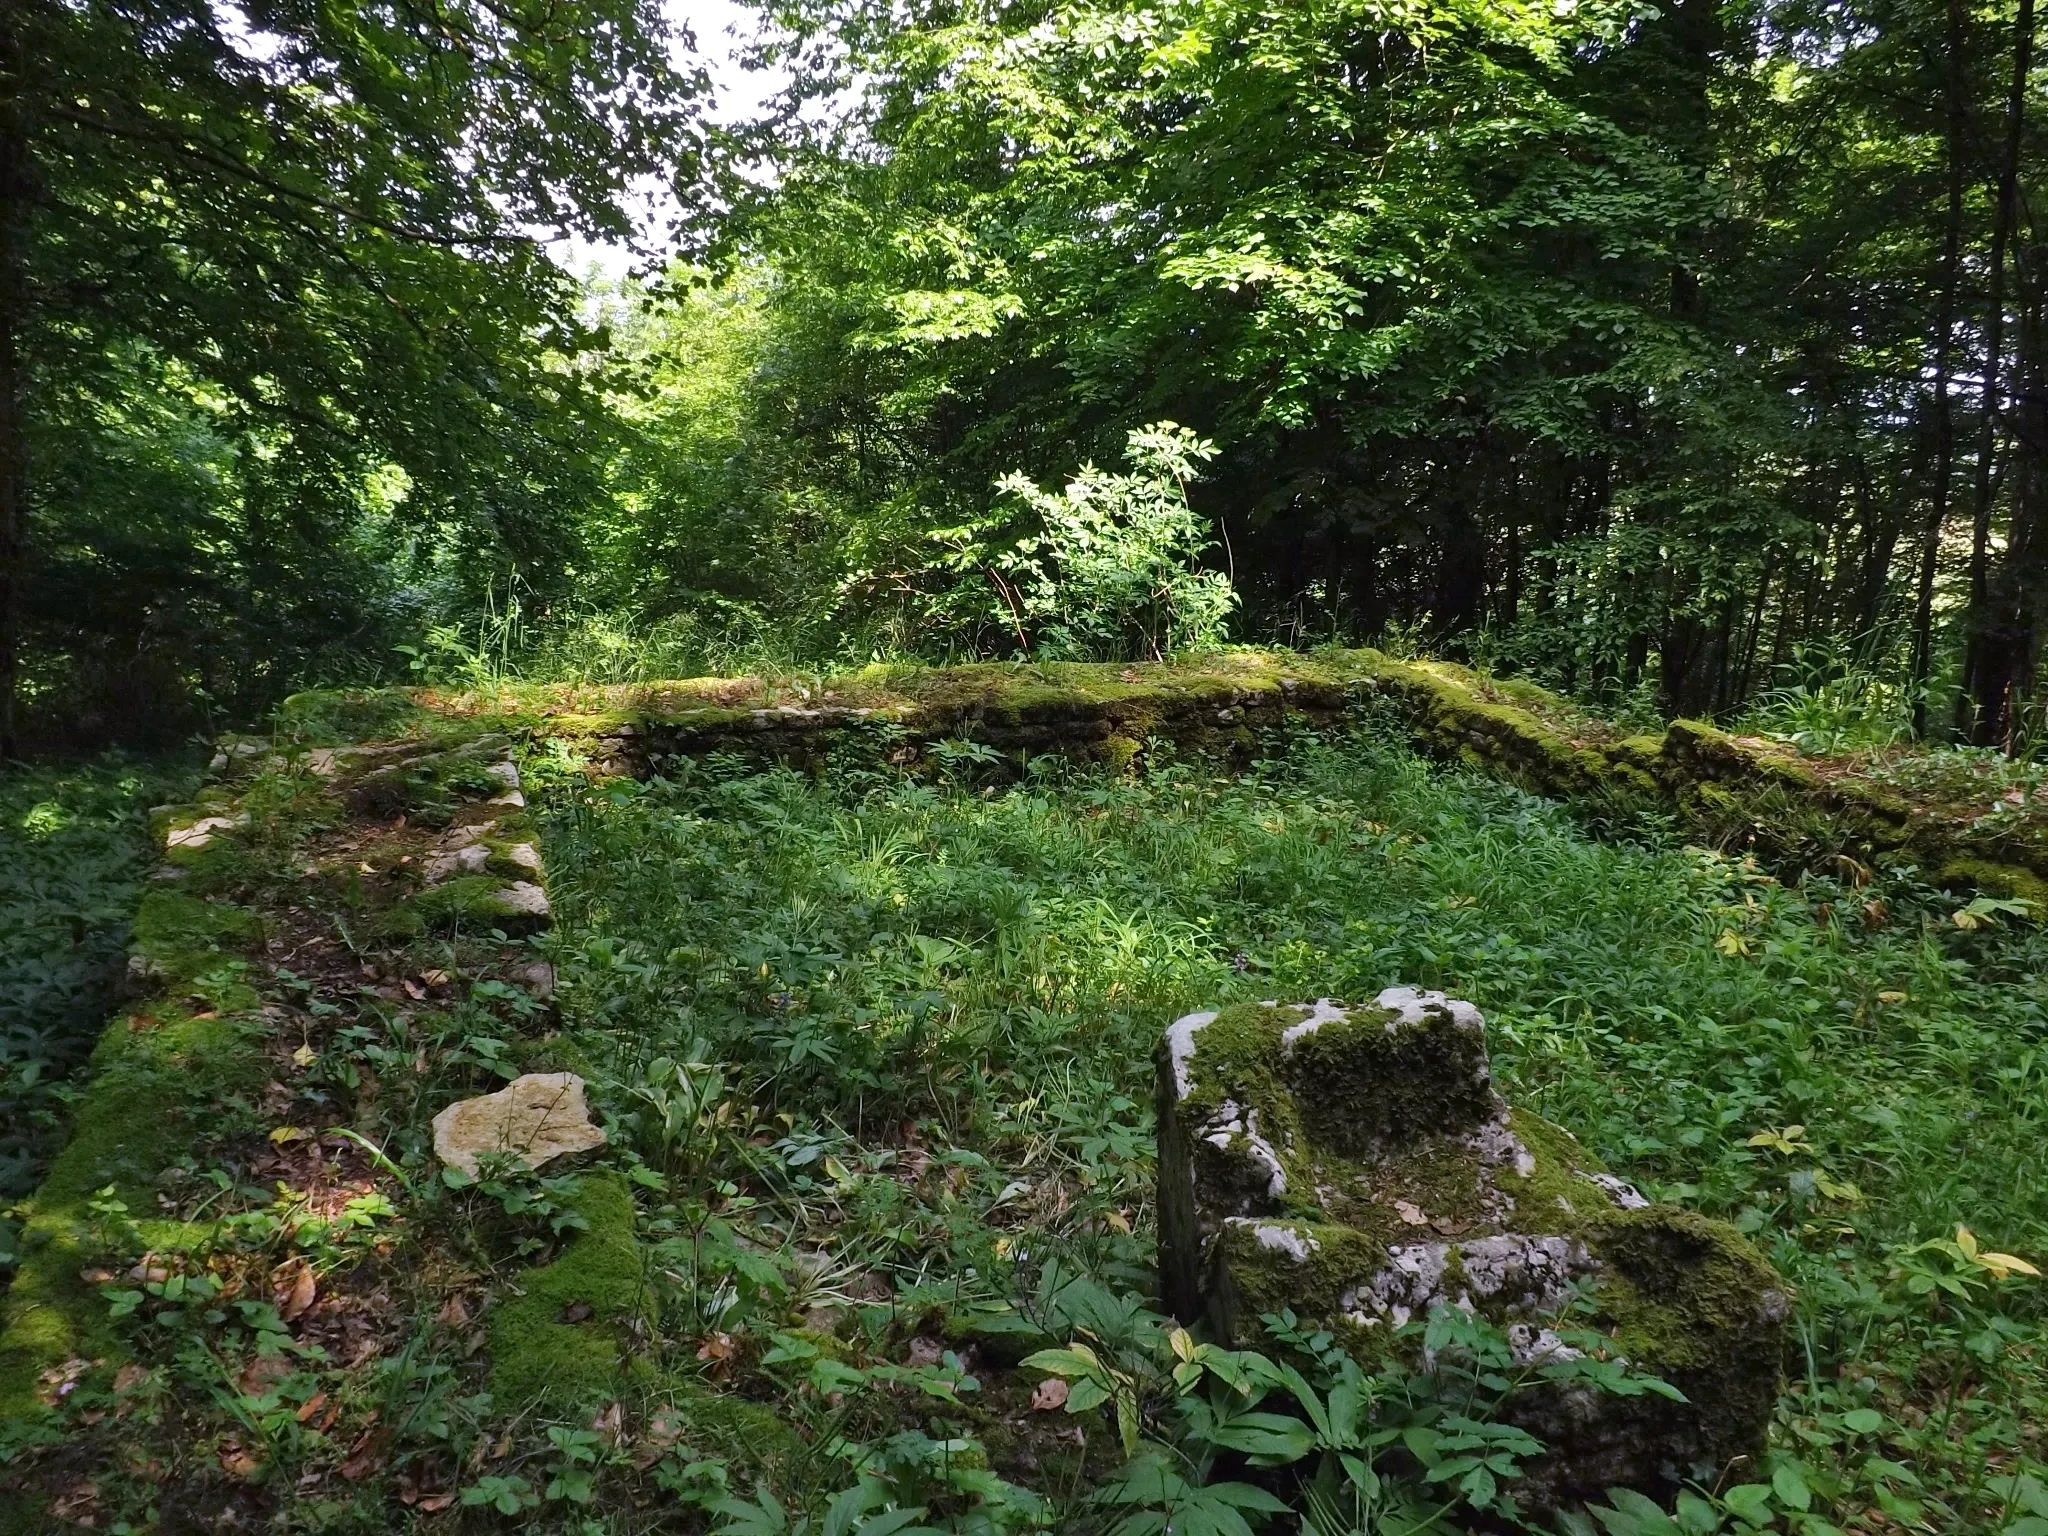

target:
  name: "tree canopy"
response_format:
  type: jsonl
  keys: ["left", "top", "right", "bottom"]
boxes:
{"left": 9, "top": 0, "right": 2048, "bottom": 749}
{"left": 0, "top": 0, "right": 700, "bottom": 749}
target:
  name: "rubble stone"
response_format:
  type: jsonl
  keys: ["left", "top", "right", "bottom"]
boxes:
{"left": 433, "top": 1072, "right": 607, "bottom": 1177}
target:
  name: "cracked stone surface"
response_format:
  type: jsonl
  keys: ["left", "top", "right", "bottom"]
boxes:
{"left": 432, "top": 1073, "right": 607, "bottom": 1177}
{"left": 1156, "top": 989, "right": 1788, "bottom": 1512}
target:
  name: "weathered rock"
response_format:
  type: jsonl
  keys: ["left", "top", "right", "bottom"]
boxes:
{"left": 166, "top": 813, "right": 245, "bottom": 850}
{"left": 494, "top": 881, "right": 550, "bottom": 920}
{"left": 433, "top": 1072, "right": 607, "bottom": 1177}
{"left": 424, "top": 842, "right": 490, "bottom": 882}
{"left": 1158, "top": 989, "right": 1787, "bottom": 1512}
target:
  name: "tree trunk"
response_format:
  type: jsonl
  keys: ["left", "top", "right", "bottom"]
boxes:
{"left": 1911, "top": 0, "right": 1971, "bottom": 737}
{"left": 0, "top": 6, "right": 27, "bottom": 760}
{"left": 1974, "top": 273, "right": 2048, "bottom": 747}
{"left": 1961, "top": 0, "right": 2035, "bottom": 741}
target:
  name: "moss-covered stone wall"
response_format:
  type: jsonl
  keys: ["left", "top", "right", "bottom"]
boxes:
{"left": 300, "top": 649, "right": 2048, "bottom": 902}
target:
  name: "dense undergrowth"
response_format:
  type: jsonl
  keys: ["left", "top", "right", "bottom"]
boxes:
{"left": 523, "top": 728, "right": 2048, "bottom": 1532}
{"left": 4, "top": 725, "right": 2046, "bottom": 1532}
{"left": 0, "top": 760, "right": 194, "bottom": 1223}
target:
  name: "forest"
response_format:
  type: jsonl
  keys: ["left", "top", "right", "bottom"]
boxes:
{"left": 9, "top": 0, "right": 2048, "bottom": 747}
{"left": 5, "top": 0, "right": 2048, "bottom": 1531}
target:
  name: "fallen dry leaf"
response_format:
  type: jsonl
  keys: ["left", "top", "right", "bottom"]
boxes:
{"left": 218, "top": 1442, "right": 263, "bottom": 1480}
{"left": 630, "top": 1404, "right": 690, "bottom": 1469}
{"left": 558, "top": 1300, "right": 595, "bottom": 1324}
{"left": 49, "top": 1481, "right": 100, "bottom": 1522}
{"left": 401, "top": 978, "right": 427, "bottom": 1000}
{"left": 592, "top": 1400, "right": 624, "bottom": 1445}
{"left": 1031, "top": 1378, "right": 1070, "bottom": 1411}
{"left": 296, "top": 1391, "right": 329, "bottom": 1424}
{"left": 1393, "top": 1199, "right": 1429, "bottom": 1226}
{"left": 338, "top": 1426, "right": 391, "bottom": 1481}
{"left": 238, "top": 1354, "right": 293, "bottom": 1397}
{"left": 435, "top": 1293, "right": 471, "bottom": 1328}
{"left": 112, "top": 1363, "right": 150, "bottom": 1395}
{"left": 275, "top": 1260, "right": 318, "bottom": 1321}
{"left": 695, "top": 1333, "right": 740, "bottom": 1379}
{"left": 37, "top": 1357, "right": 94, "bottom": 1405}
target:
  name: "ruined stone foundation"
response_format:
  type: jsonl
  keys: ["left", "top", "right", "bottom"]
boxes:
{"left": 1157, "top": 989, "right": 1789, "bottom": 1512}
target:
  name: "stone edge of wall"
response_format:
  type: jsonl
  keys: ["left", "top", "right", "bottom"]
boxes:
{"left": 470, "top": 650, "right": 2042, "bottom": 904}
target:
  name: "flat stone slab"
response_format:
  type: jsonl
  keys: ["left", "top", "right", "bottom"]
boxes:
{"left": 433, "top": 1072, "right": 607, "bottom": 1177}
{"left": 1158, "top": 989, "right": 1788, "bottom": 1512}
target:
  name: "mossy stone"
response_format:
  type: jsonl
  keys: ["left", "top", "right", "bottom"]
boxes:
{"left": 407, "top": 873, "right": 550, "bottom": 934}
{"left": 488, "top": 1173, "right": 651, "bottom": 1408}
{"left": 0, "top": 1009, "right": 266, "bottom": 1418}
{"left": 1157, "top": 990, "right": 1788, "bottom": 1514}
{"left": 1937, "top": 858, "right": 2048, "bottom": 911}
{"left": 129, "top": 890, "right": 262, "bottom": 983}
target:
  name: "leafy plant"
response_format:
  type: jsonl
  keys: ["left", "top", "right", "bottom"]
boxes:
{"left": 941, "top": 423, "right": 1237, "bottom": 661}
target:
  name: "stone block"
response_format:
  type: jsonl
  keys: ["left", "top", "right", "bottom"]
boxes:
{"left": 434, "top": 1072, "right": 607, "bottom": 1177}
{"left": 1157, "top": 989, "right": 1788, "bottom": 1511}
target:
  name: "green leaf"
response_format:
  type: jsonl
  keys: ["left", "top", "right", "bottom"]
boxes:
{"left": 1674, "top": 1491, "right": 1721, "bottom": 1534}
{"left": 853, "top": 1510, "right": 936, "bottom": 1536}
{"left": 1065, "top": 1376, "right": 1112, "bottom": 1414}
{"left": 1020, "top": 1347, "right": 1103, "bottom": 1380}
{"left": 1201, "top": 1411, "right": 1316, "bottom": 1463}
{"left": 1771, "top": 1463, "right": 1813, "bottom": 1512}
{"left": 1721, "top": 1482, "right": 1774, "bottom": 1523}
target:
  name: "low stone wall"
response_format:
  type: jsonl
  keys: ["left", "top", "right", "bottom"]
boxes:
{"left": 384, "top": 649, "right": 2046, "bottom": 903}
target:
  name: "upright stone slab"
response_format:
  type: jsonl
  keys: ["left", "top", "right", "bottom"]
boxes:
{"left": 1157, "top": 989, "right": 1788, "bottom": 1511}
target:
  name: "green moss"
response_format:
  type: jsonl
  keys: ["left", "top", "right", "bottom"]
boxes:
{"left": 158, "top": 834, "right": 260, "bottom": 893}
{"left": 0, "top": 1009, "right": 267, "bottom": 1417}
{"left": 407, "top": 874, "right": 545, "bottom": 932}
{"left": 654, "top": 1379, "right": 804, "bottom": 1459}
{"left": 488, "top": 1173, "right": 650, "bottom": 1409}
{"left": 1100, "top": 734, "right": 1143, "bottom": 775}
{"left": 277, "top": 686, "right": 434, "bottom": 745}
{"left": 1501, "top": 1110, "right": 1612, "bottom": 1227}
{"left": 1586, "top": 1207, "right": 1787, "bottom": 1467}
{"left": 513, "top": 1033, "right": 597, "bottom": 1078}
{"left": 1285, "top": 1009, "right": 1494, "bottom": 1161}
{"left": 1177, "top": 999, "right": 1497, "bottom": 1185}
{"left": 1216, "top": 1218, "right": 1386, "bottom": 1321}
{"left": 129, "top": 890, "right": 262, "bottom": 983}
{"left": 1937, "top": 858, "right": 2048, "bottom": 912}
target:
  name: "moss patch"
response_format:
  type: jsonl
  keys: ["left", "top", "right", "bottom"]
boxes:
{"left": 0, "top": 1009, "right": 266, "bottom": 1417}
{"left": 129, "top": 890, "right": 262, "bottom": 984}
{"left": 488, "top": 1173, "right": 651, "bottom": 1409}
{"left": 1937, "top": 858, "right": 2048, "bottom": 912}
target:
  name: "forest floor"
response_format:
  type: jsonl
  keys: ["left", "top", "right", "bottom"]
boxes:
{"left": 1, "top": 708, "right": 2046, "bottom": 1533}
